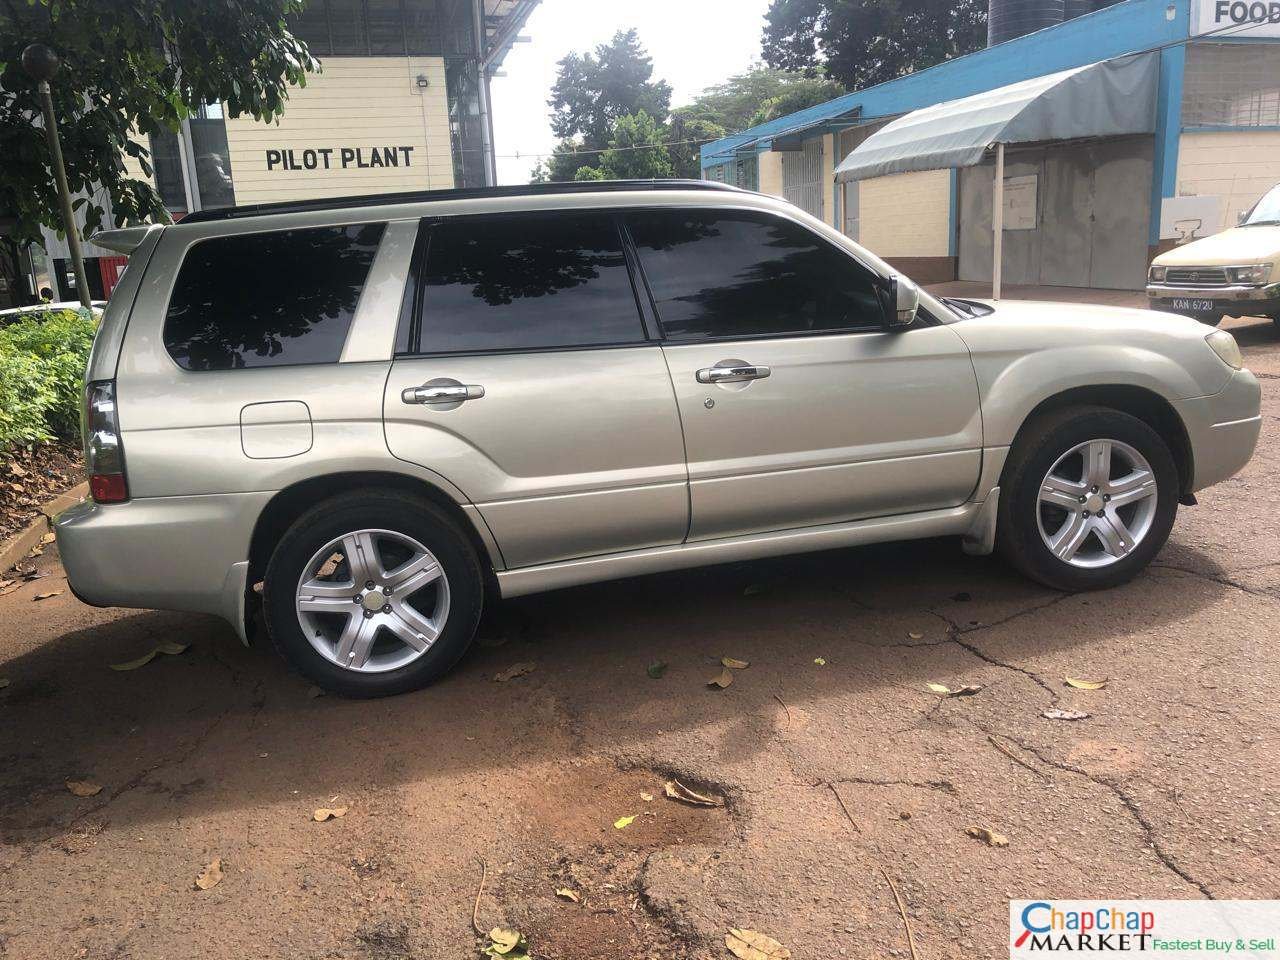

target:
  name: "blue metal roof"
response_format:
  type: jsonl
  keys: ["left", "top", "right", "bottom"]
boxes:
{"left": 701, "top": 0, "right": 1190, "bottom": 169}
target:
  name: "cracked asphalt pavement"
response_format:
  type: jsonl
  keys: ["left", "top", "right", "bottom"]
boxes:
{"left": 2, "top": 317, "right": 1278, "bottom": 960}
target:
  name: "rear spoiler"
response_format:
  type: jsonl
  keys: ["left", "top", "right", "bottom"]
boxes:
{"left": 91, "top": 224, "right": 162, "bottom": 255}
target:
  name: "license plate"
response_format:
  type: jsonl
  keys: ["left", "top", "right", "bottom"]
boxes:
{"left": 1170, "top": 298, "right": 1215, "bottom": 312}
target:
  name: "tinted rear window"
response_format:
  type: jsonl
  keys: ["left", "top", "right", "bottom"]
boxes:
{"left": 164, "top": 223, "right": 385, "bottom": 370}
{"left": 412, "top": 212, "right": 644, "bottom": 354}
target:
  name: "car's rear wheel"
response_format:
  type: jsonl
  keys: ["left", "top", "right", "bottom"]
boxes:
{"left": 263, "top": 491, "right": 484, "bottom": 697}
{"left": 996, "top": 406, "right": 1179, "bottom": 591}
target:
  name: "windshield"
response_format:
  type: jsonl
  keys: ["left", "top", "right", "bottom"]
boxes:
{"left": 1242, "top": 183, "right": 1280, "bottom": 226}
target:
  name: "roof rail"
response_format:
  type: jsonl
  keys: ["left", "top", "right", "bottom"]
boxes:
{"left": 178, "top": 179, "right": 744, "bottom": 225}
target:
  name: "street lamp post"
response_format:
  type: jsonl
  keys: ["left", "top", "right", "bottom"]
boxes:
{"left": 21, "top": 43, "right": 92, "bottom": 309}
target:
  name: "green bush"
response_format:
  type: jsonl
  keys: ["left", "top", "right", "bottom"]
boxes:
{"left": 0, "top": 307, "right": 97, "bottom": 449}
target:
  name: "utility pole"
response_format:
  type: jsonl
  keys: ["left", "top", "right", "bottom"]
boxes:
{"left": 22, "top": 43, "right": 92, "bottom": 308}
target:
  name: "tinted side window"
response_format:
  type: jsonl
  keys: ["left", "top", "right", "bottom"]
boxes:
{"left": 627, "top": 210, "right": 884, "bottom": 340}
{"left": 415, "top": 213, "right": 644, "bottom": 354}
{"left": 164, "top": 223, "right": 385, "bottom": 371}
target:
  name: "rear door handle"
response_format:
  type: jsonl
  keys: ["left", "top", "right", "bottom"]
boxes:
{"left": 696, "top": 362, "right": 771, "bottom": 384}
{"left": 401, "top": 380, "right": 485, "bottom": 405}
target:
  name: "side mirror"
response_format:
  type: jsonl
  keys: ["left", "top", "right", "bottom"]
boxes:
{"left": 884, "top": 274, "right": 920, "bottom": 330}
{"left": 1237, "top": 209, "right": 1249, "bottom": 225}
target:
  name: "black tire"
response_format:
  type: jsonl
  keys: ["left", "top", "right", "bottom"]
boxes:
{"left": 263, "top": 490, "right": 484, "bottom": 697}
{"left": 996, "top": 405, "right": 1179, "bottom": 592}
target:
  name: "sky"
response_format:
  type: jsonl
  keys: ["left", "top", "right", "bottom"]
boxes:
{"left": 488, "top": 0, "right": 774, "bottom": 184}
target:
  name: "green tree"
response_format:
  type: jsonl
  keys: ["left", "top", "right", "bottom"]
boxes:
{"left": 666, "top": 66, "right": 844, "bottom": 177}
{"left": 594, "top": 111, "right": 674, "bottom": 180}
{"left": 761, "top": 0, "right": 987, "bottom": 90}
{"left": 546, "top": 28, "right": 671, "bottom": 180}
{"left": 0, "top": 0, "right": 316, "bottom": 244}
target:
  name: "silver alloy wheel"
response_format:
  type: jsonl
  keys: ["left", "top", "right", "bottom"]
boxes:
{"left": 295, "top": 528, "right": 450, "bottom": 673}
{"left": 1036, "top": 438, "right": 1159, "bottom": 569}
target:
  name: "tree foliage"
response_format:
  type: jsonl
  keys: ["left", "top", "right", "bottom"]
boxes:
{"left": 0, "top": 0, "right": 316, "bottom": 244}
{"left": 574, "top": 111, "right": 674, "bottom": 181}
{"left": 548, "top": 29, "right": 671, "bottom": 156}
{"left": 761, "top": 0, "right": 987, "bottom": 90}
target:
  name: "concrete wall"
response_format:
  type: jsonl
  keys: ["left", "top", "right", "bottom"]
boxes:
{"left": 858, "top": 170, "right": 952, "bottom": 258}
{"left": 223, "top": 56, "right": 454, "bottom": 204}
{"left": 1175, "top": 130, "right": 1280, "bottom": 231}
{"left": 758, "top": 151, "right": 784, "bottom": 199}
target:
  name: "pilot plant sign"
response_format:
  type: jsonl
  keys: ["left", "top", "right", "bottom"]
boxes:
{"left": 265, "top": 146, "right": 416, "bottom": 172}
{"left": 1193, "top": 0, "right": 1280, "bottom": 37}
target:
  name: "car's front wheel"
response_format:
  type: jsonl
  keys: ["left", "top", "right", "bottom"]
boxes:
{"left": 263, "top": 491, "right": 484, "bottom": 697}
{"left": 996, "top": 406, "right": 1179, "bottom": 591}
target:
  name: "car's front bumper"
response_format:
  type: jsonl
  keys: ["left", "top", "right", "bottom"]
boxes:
{"left": 54, "top": 491, "right": 272, "bottom": 643}
{"left": 1172, "top": 368, "right": 1263, "bottom": 492}
{"left": 1147, "top": 281, "right": 1280, "bottom": 318}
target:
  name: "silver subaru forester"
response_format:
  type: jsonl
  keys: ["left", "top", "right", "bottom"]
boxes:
{"left": 57, "top": 180, "right": 1261, "bottom": 697}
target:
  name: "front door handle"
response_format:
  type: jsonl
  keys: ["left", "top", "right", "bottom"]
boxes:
{"left": 696, "top": 361, "right": 771, "bottom": 384}
{"left": 401, "top": 380, "right": 485, "bottom": 405}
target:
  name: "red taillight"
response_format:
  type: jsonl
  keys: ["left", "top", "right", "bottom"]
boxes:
{"left": 89, "top": 473, "right": 129, "bottom": 504}
{"left": 84, "top": 380, "right": 129, "bottom": 504}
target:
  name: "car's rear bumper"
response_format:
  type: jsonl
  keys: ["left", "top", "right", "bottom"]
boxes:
{"left": 53, "top": 491, "right": 271, "bottom": 642}
{"left": 1172, "top": 369, "right": 1262, "bottom": 492}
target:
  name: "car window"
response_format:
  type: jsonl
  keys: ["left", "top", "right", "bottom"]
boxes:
{"left": 626, "top": 209, "right": 884, "bottom": 341}
{"left": 413, "top": 212, "right": 645, "bottom": 354}
{"left": 164, "top": 223, "right": 385, "bottom": 370}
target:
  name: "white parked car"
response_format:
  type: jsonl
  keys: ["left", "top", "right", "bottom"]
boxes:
{"left": 1148, "top": 182, "right": 1280, "bottom": 326}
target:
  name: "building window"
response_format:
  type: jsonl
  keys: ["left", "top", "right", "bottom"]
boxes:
{"left": 190, "top": 104, "right": 236, "bottom": 210}
{"left": 288, "top": 0, "right": 452, "bottom": 57}
{"left": 447, "top": 58, "right": 487, "bottom": 188}
{"left": 1183, "top": 43, "right": 1280, "bottom": 128}
{"left": 149, "top": 129, "right": 188, "bottom": 213}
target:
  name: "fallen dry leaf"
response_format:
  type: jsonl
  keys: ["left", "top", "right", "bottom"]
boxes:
{"left": 195, "top": 857, "right": 223, "bottom": 890}
{"left": 721, "top": 656, "right": 750, "bottom": 670}
{"left": 110, "top": 650, "right": 158, "bottom": 672}
{"left": 109, "top": 640, "right": 189, "bottom": 672}
{"left": 726, "top": 928, "right": 791, "bottom": 960}
{"left": 926, "top": 682, "right": 952, "bottom": 694}
{"left": 966, "top": 825, "right": 1009, "bottom": 847}
{"left": 494, "top": 662, "right": 536, "bottom": 683}
{"left": 65, "top": 779, "right": 103, "bottom": 797}
{"left": 707, "top": 666, "right": 734, "bottom": 689}
{"left": 486, "top": 928, "right": 524, "bottom": 956}
{"left": 32, "top": 590, "right": 62, "bottom": 601}
{"left": 908, "top": 631, "right": 924, "bottom": 640}
{"left": 613, "top": 815, "right": 636, "bottom": 829}
{"left": 554, "top": 887, "right": 580, "bottom": 903}
{"left": 312, "top": 806, "right": 348, "bottom": 822}
{"left": 640, "top": 791, "right": 654, "bottom": 802}
{"left": 1043, "top": 708, "right": 1090, "bottom": 721}
{"left": 0, "top": 584, "right": 17, "bottom": 597}
{"left": 40, "top": 532, "right": 56, "bottom": 545}
{"left": 1065, "top": 676, "right": 1108, "bottom": 690}
{"left": 664, "top": 778, "right": 724, "bottom": 808}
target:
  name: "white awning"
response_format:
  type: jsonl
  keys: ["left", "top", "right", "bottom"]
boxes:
{"left": 834, "top": 52, "right": 1158, "bottom": 182}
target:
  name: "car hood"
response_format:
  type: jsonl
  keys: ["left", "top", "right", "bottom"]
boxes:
{"left": 945, "top": 298, "right": 1234, "bottom": 402}
{"left": 1154, "top": 225, "right": 1280, "bottom": 266}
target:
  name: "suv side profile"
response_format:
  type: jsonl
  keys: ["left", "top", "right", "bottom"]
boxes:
{"left": 58, "top": 181, "right": 1261, "bottom": 697}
